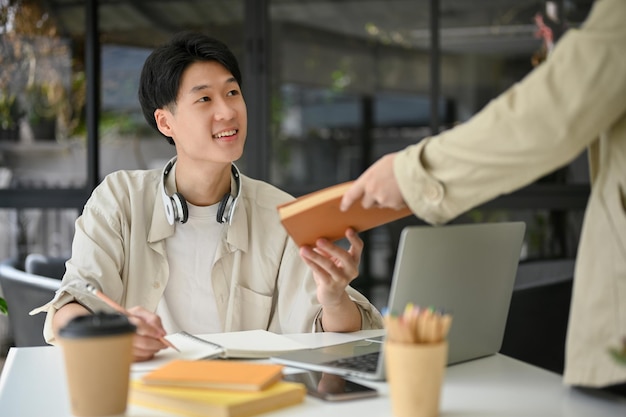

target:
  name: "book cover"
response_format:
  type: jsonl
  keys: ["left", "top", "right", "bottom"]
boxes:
{"left": 130, "top": 379, "right": 306, "bottom": 417}
{"left": 277, "top": 181, "right": 413, "bottom": 247}
{"left": 141, "top": 359, "right": 285, "bottom": 391}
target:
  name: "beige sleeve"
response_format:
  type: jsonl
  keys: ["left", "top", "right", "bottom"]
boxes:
{"left": 394, "top": 0, "right": 626, "bottom": 224}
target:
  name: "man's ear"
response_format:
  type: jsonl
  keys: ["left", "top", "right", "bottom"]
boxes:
{"left": 154, "top": 108, "right": 173, "bottom": 137}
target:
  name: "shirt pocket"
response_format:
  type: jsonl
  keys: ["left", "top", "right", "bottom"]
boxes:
{"left": 227, "top": 284, "right": 273, "bottom": 331}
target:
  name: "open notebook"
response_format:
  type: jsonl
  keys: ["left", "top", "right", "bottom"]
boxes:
{"left": 272, "top": 222, "right": 526, "bottom": 380}
{"left": 132, "top": 330, "right": 308, "bottom": 372}
{"left": 132, "top": 329, "right": 387, "bottom": 372}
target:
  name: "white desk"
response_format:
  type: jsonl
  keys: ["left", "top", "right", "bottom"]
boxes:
{"left": 1, "top": 340, "right": 625, "bottom": 417}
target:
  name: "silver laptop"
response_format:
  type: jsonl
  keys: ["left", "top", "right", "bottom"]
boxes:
{"left": 272, "top": 221, "right": 526, "bottom": 380}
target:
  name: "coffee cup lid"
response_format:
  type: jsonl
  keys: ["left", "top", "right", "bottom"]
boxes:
{"left": 59, "top": 312, "right": 136, "bottom": 338}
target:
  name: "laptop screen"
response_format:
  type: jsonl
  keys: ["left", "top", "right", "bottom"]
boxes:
{"left": 386, "top": 222, "right": 526, "bottom": 364}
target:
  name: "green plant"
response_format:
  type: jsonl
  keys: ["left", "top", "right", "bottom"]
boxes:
{"left": 0, "top": 296, "right": 7, "bottom": 315}
{"left": 24, "top": 82, "right": 65, "bottom": 125}
{"left": 609, "top": 337, "right": 626, "bottom": 365}
{"left": 0, "top": 91, "right": 22, "bottom": 130}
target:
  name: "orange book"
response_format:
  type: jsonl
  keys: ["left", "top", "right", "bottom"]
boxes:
{"left": 141, "top": 360, "right": 285, "bottom": 391}
{"left": 277, "top": 181, "right": 413, "bottom": 247}
{"left": 130, "top": 379, "right": 306, "bottom": 417}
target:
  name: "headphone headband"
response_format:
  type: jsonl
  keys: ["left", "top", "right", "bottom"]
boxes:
{"left": 161, "top": 156, "right": 241, "bottom": 225}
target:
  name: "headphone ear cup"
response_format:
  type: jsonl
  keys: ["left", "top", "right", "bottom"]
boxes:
{"left": 163, "top": 194, "right": 175, "bottom": 225}
{"left": 216, "top": 193, "right": 233, "bottom": 224}
{"left": 172, "top": 192, "right": 189, "bottom": 224}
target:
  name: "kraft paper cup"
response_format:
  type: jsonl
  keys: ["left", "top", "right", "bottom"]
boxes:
{"left": 385, "top": 341, "right": 448, "bottom": 417}
{"left": 58, "top": 313, "right": 135, "bottom": 417}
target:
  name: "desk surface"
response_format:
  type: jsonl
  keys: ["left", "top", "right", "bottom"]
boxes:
{"left": 1, "top": 338, "right": 625, "bottom": 417}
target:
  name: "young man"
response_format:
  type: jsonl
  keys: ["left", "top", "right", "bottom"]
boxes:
{"left": 35, "top": 32, "right": 382, "bottom": 361}
{"left": 340, "top": 0, "right": 625, "bottom": 392}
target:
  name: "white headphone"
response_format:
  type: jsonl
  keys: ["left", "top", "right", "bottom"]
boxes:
{"left": 160, "top": 156, "right": 241, "bottom": 225}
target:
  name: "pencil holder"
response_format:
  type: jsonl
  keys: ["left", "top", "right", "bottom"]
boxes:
{"left": 384, "top": 340, "right": 447, "bottom": 417}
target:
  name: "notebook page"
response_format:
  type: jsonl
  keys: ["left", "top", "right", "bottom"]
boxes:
{"left": 195, "top": 329, "right": 308, "bottom": 358}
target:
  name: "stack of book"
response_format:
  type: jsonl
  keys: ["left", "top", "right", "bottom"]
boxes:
{"left": 130, "top": 359, "right": 306, "bottom": 417}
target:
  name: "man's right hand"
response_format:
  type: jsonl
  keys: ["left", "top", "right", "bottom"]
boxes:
{"left": 53, "top": 302, "right": 168, "bottom": 362}
{"left": 126, "top": 306, "right": 169, "bottom": 362}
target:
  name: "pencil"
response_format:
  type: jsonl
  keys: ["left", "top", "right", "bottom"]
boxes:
{"left": 384, "top": 304, "right": 453, "bottom": 344}
{"left": 85, "top": 283, "right": 180, "bottom": 352}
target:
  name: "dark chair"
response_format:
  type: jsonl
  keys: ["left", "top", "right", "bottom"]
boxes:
{"left": 500, "top": 259, "right": 575, "bottom": 374}
{"left": 0, "top": 256, "right": 65, "bottom": 347}
{"left": 24, "top": 253, "right": 68, "bottom": 279}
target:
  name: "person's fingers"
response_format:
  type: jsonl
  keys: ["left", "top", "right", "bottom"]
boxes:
{"left": 314, "top": 239, "right": 358, "bottom": 279}
{"left": 127, "top": 306, "right": 166, "bottom": 339}
{"left": 301, "top": 245, "right": 336, "bottom": 275}
{"left": 132, "top": 333, "right": 166, "bottom": 362}
{"left": 126, "top": 313, "right": 168, "bottom": 362}
{"left": 340, "top": 180, "right": 365, "bottom": 211}
{"left": 360, "top": 192, "right": 378, "bottom": 209}
{"left": 344, "top": 228, "right": 363, "bottom": 259}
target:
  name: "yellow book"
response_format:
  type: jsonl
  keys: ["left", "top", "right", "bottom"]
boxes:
{"left": 277, "top": 181, "right": 413, "bottom": 247}
{"left": 129, "top": 379, "right": 306, "bottom": 417}
{"left": 141, "top": 360, "right": 285, "bottom": 391}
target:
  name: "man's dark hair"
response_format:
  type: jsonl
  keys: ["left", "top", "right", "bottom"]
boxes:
{"left": 138, "top": 32, "right": 243, "bottom": 144}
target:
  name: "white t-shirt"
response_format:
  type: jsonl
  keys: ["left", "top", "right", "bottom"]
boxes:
{"left": 157, "top": 201, "right": 224, "bottom": 334}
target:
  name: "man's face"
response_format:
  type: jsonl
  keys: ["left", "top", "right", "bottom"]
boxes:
{"left": 155, "top": 60, "right": 247, "bottom": 165}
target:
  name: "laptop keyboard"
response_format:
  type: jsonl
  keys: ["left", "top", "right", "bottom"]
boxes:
{"left": 322, "top": 351, "right": 380, "bottom": 373}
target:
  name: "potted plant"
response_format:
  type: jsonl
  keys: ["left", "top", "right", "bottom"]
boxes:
{"left": 0, "top": 297, "right": 6, "bottom": 315}
{"left": 23, "top": 82, "right": 64, "bottom": 140}
{"left": 0, "top": 91, "right": 22, "bottom": 141}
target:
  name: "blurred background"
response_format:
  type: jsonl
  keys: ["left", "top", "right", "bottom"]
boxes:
{"left": 0, "top": 0, "right": 594, "bottom": 370}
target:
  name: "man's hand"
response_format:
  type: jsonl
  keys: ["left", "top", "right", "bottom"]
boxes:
{"left": 54, "top": 302, "right": 169, "bottom": 362}
{"left": 126, "top": 306, "right": 169, "bottom": 362}
{"left": 340, "top": 153, "right": 407, "bottom": 211}
{"left": 299, "top": 228, "right": 362, "bottom": 332}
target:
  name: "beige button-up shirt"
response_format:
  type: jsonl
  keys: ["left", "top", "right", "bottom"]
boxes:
{"left": 34, "top": 167, "right": 383, "bottom": 344}
{"left": 394, "top": 0, "right": 626, "bottom": 387}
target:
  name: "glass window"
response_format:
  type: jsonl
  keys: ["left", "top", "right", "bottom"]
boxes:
{"left": 0, "top": 0, "right": 86, "bottom": 188}
{"left": 0, "top": 0, "right": 593, "bottom": 275}
{"left": 269, "top": 1, "right": 592, "bottom": 296}
{"left": 270, "top": 0, "right": 435, "bottom": 194}
{"left": 0, "top": 0, "right": 244, "bottom": 259}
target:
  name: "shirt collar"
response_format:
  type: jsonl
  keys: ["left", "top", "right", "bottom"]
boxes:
{"left": 147, "top": 164, "right": 250, "bottom": 255}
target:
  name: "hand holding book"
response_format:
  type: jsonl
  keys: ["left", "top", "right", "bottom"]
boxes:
{"left": 277, "top": 181, "right": 412, "bottom": 247}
